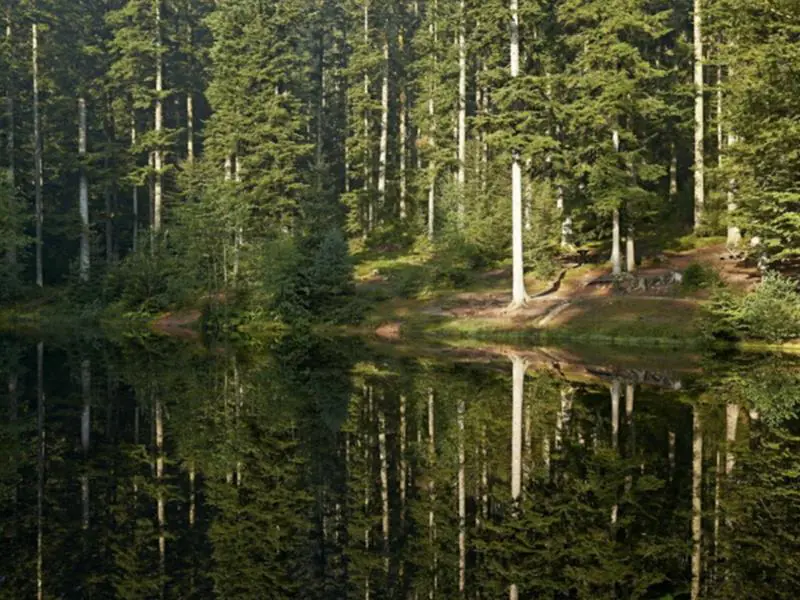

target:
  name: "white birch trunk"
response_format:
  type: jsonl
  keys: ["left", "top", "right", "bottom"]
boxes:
{"left": 457, "top": 0, "right": 466, "bottom": 225}
{"left": 32, "top": 21, "right": 43, "bottom": 287}
{"left": 79, "top": 98, "right": 90, "bottom": 281}
{"left": 377, "top": 35, "right": 389, "bottom": 212}
{"left": 510, "top": 0, "right": 527, "bottom": 307}
{"left": 693, "top": 0, "right": 705, "bottom": 230}
{"left": 692, "top": 408, "right": 703, "bottom": 600}
{"left": 154, "top": 0, "right": 164, "bottom": 233}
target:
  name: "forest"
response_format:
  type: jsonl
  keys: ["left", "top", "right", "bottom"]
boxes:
{"left": 1, "top": 0, "right": 799, "bottom": 338}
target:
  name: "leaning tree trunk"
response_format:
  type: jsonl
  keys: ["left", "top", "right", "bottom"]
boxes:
{"left": 153, "top": 0, "right": 164, "bottom": 233}
{"left": 79, "top": 99, "right": 90, "bottom": 282}
{"left": 693, "top": 0, "right": 705, "bottom": 230}
{"left": 32, "top": 20, "right": 43, "bottom": 288}
{"left": 509, "top": 0, "right": 528, "bottom": 308}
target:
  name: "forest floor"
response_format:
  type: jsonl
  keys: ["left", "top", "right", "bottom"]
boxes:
{"left": 357, "top": 238, "right": 762, "bottom": 348}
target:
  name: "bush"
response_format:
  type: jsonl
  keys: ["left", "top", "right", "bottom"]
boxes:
{"left": 683, "top": 261, "right": 722, "bottom": 291}
{"left": 702, "top": 273, "right": 800, "bottom": 343}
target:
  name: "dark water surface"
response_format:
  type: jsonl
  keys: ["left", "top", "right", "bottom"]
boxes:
{"left": 1, "top": 333, "right": 799, "bottom": 599}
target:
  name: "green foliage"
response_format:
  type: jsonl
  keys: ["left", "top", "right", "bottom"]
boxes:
{"left": 103, "top": 242, "right": 181, "bottom": 312}
{"left": 0, "top": 174, "right": 27, "bottom": 302}
{"left": 682, "top": 261, "right": 722, "bottom": 291}
{"left": 264, "top": 229, "right": 361, "bottom": 324}
{"left": 703, "top": 273, "right": 800, "bottom": 343}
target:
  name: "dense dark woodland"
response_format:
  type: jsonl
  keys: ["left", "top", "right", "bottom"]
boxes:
{"left": 0, "top": 0, "right": 799, "bottom": 320}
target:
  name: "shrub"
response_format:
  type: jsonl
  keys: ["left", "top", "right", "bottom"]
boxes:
{"left": 682, "top": 261, "right": 722, "bottom": 291}
{"left": 702, "top": 273, "right": 800, "bottom": 343}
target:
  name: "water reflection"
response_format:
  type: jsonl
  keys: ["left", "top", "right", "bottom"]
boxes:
{"left": 0, "top": 335, "right": 798, "bottom": 598}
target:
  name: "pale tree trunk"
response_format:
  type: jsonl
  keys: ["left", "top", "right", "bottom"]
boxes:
{"left": 377, "top": 33, "right": 389, "bottom": 213}
{"left": 5, "top": 5, "right": 16, "bottom": 268}
{"left": 611, "top": 380, "right": 621, "bottom": 525}
{"left": 427, "top": 2, "right": 438, "bottom": 241}
{"left": 378, "top": 409, "right": 389, "bottom": 563}
{"left": 399, "top": 90, "right": 408, "bottom": 219}
{"left": 79, "top": 98, "right": 90, "bottom": 281}
{"left": 555, "top": 387, "right": 573, "bottom": 449}
{"left": 81, "top": 360, "right": 91, "bottom": 529}
{"left": 233, "top": 154, "right": 242, "bottom": 281}
{"left": 725, "top": 404, "right": 738, "bottom": 475}
{"left": 457, "top": 398, "right": 466, "bottom": 593}
{"left": 510, "top": 0, "right": 527, "bottom": 307}
{"left": 511, "top": 355, "right": 526, "bottom": 502}
{"left": 187, "top": 93, "right": 194, "bottom": 162}
{"left": 726, "top": 130, "right": 740, "bottom": 249}
{"left": 668, "top": 430, "right": 676, "bottom": 478}
{"left": 457, "top": 0, "right": 466, "bottom": 225}
{"left": 626, "top": 227, "right": 636, "bottom": 273}
{"left": 427, "top": 389, "right": 438, "bottom": 597}
{"left": 625, "top": 383, "right": 635, "bottom": 495}
{"left": 693, "top": 0, "right": 705, "bottom": 230}
{"left": 611, "top": 130, "right": 622, "bottom": 275}
{"left": 363, "top": 2, "right": 373, "bottom": 234}
{"left": 155, "top": 392, "right": 166, "bottom": 586}
{"left": 36, "top": 342, "right": 45, "bottom": 600}
{"left": 692, "top": 408, "right": 703, "bottom": 600}
{"left": 670, "top": 141, "right": 679, "bottom": 202}
{"left": 131, "top": 118, "right": 139, "bottom": 252}
{"left": 33, "top": 21, "right": 43, "bottom": 288}
{"left": 154, "top": 0, "right": 164, "bottom": 233}
{"left": 400, "top": 395, "right": 407, "bottom": 522}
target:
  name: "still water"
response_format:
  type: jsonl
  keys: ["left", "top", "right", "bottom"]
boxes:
{"left": 0, "top": 333, "right": 798, "bottom": 599}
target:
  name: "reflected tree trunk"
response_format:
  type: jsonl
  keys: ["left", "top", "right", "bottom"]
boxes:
{"left": 511, "top": 355, "right": 527, "bottom": 502}
{"left": 458, "top": 398, "right": 466, "bottom": 593}
{"left": 378, "top": 408, "right": 389, "bottom": 570}
{"left": 36, "top": 342, "right": 44, "bottom": 600}
{"left": 611, "top": 380, "right": 621, "bottom": 525}
{"left": 428, "top": 388, "right": 437, "bottom": 598}
{"left": 692, "top": 408, "right": 703, "bottom": 600}
{"left": 81, "top": 359, "right": 91, "bottom": 530}
{"left": 400, "top": 394, "right": 407, "bottom": 524}
{"left": 155, "top": 391, "right": 166, "bottom": 592}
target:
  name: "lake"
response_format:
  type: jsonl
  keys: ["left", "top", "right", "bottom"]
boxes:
{"left": 1, "top": 333, "right": 798, "bottom": 599}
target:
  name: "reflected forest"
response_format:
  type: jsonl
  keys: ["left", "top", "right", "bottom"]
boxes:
{"left": 1, "top": 335, "right": 799, "bottom": 598}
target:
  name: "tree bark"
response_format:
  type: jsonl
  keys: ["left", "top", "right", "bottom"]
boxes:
{"left": 81, "top": 359, "right": 91, "bottom": 529}
{"left": 693, "top": 0, "right": 705, "bottom": 230}
{"left": 692, "top": 408, "right": 703, "bottom": 600}
{"left": 457, "top": 0, "right": 466, "bottom": 225}
{"left": 79, "top": 98, "right": 90, "bottom": 281}
{"left": 131, "top": 117, "right": 139, "bottom": 252}
{"left": 511, "top": 355, "right": 526, "bottom": 501}
{"left": 612, "top": 208, "right": 622, "bottom": 275}
{"left": 154, "top": 0, "right": 164, "bottom": 233}
{"left": 32, "top": 21, "right": 43, "bottom": 288}
{"left": 399, "top": 89, "right": 408, "bottom": 219}
{"left": 377, "top": 32, "right": 389, "bottom": 214}
{"left": 5, "top": 6, "right": 16, "bottom": 268}
{"left": 626, "top": 227, "right": 636, "bottom": 272}
{"left": 509, "top": 0, "right": 528, "bottom": 307}
{"left": 187, "top": 93, "right": 194, "bottom": 162}
{"left": 458, "top": 398, "right": 466, "bottom": 593}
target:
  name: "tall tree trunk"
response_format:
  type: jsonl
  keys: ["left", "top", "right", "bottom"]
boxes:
{"left": 511, "top": 355, "right": 526, "bottom": 502}
{"left": 32, "top": 21, "right": 43, "bottom": 288}
{"left": 693, "top": 0, "right": 705, "bottom": 230}
{"left": 81, "top": 359, "right": 91, "bottom": 529}
{"left": 399, "top": 90, "right": 408, "bottom": 219}
{"left": 457, "top": 0, "right": 466, "bottom": 225}
{"left": 363, "top": 1, "right": 373, "bottom": 233}
{"left": 626, "top": 227, "right": 636, "bottom": 272}
{"left": 79, "top": 98, "right": 90, "bottom": 282}
{"left": 5, "top": 5, "right": 16, "bottom": 268}
{"left": 611, "top": 130, "right": 622, "bottom": 275}
{"left": 131, "top": 117, "right": 139, "bottom": 252}
{"left": 155, "top": 392, "right": 166, "bottom": 589}
{"left": 378, "top": 409, "right": 389, "bottom": 561}
{"left": 377, "top": 33, "right": 389, "bottom": 215}
{"left": 154, "top": 0, "right": 164, "bottom": 233}
{"left": 725, "top": 404, "right": 738, "bottom": 475}
{"left": 399, "top": 394, "right": 407, "bottom": 522}
{"left": 670, "top": 141, "right": 678, "bottom": 202}
{"left": 692, "top": 408, "right": 703, "bottom": 600}
{"left": 427, "top": 388, "right": 438, "bottom": 597}
{"left": 509, "top": 0, "right": 528, "bottom": 307}
{"left": 611, "top": 380, "right": 621, "bottom": 525}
